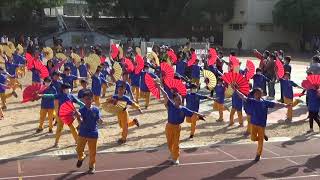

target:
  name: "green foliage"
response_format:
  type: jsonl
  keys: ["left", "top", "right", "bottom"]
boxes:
{"left": 273, "top": 0, "right": 320, "bottom": 33}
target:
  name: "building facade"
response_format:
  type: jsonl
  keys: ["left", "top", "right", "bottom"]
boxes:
{"left": 223, "top": 0, "right": 300, "bottom": 51}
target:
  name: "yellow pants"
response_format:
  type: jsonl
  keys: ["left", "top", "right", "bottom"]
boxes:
{"left": 55, "top": 119, "right": 78, "bottom": 144}
{"left": 132, "top": 86, "right": 140, "bottom": 103}
{"left": 8, "top": 77, "right": 21, "bottom": 91}
{"left": 16, "top": 66, "right": 25, "bottom": 78}
{"left": 186, "top": 114, "right": 199, "bottom": 136}
{"left": 73, "top": 80, "right": 78, "bottom": 88}
{"left": 140, "top": 91, "right": 150, "bottom": 108}
{"left": 117, "top": 110, "right": 136, "bottom": 141}
{"left": 165, "top": 123, "right": 181, "bottom": 161}
{"left": 54, "top": 100, "right": 59, "bottom": 119}
{"left": 213, "top": 102, "right": 224, "bottom": 120}
{"left": 251, "top": 124, "right": 265, "bottom": 156}
{"left": 0, "top": 92, "right": 13, "bottom": 107}
{"left": 284, "top": 97, "right": 300, "bottom": 120}
{"left": 246, "top": 115, "right": 251, "bottom": 133}
{"left": 77, "top": 136, "right": 97, "bottom": 168}
{"left": 230, "top": 108, "right": 243, "bottom": 125}
{"left": 39, "top": 108, "right": 54, "bottom": 130}
{"left": 192, "top": 78, "right": 200, "bottom": 87}
{"left": 102, "top": 83, "right": 107, "bottom": 97}
{"left": 93, "top": 95, "right": 100, "bottom": 107}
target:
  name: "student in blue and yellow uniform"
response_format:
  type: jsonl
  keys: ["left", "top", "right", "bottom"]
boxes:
{"left": 5, "top": 56, "right": 22, "bottom": 91}
{"left": 36, "top": 77, "right": 57, "bottom": 133}
{"left": 40, "top": 83, "right": 85, "bottom": 147}
{"left": 234, "top": 87, "right": 287, "bottom": 161}
{"left": 176, "top": 55, "right": 187, "bottom": 77}
{"left": 230, "top": 88, "right": 244, "bottom": 127}
{"left": 51, "top": 72, "right": 63, "bottom": 125}
{"left": 64, "top": 59, "right": 78, "bottom": 88}
{"left": 91, "top": 66, "right": 108, "bottom": 107}
{"left": 76, "top": 90, "right": 101, "bottom": 174}
{"left": 61, "top": 67, "right": 86, "bottom": 92}
{"left": 213, "top": 78, "right": 226, "bottom": 122}
{"left": 114, "top": 72, "right": 134, "bottom": 100}
{"left": 158, "top": 82, "right": 205, "bottom": 165}
{"left": 100, "top": 63, "right": 109, "bottom": 98}
{"left": 185, "top": 84, "right": 212, "bottom": 138}
{"left": 78, "top": 79, "right": 91, "bottom": 100}
{"left": 78, "top": 59, "right": 88, "bottom": 78}
{"left": 130, "top": 70, "right": 141, "bottom": 103}
{"left": 306, "top": 87, "right": 320, "bottom": 134}
{"left": 243, "top": 85, "right": 254, "bottom": 136}
{"left": 252, "top": 68, "right": 270, "bottom": 96}
{"left": 13, "top": 51, "right": 25, "bottom": 78}
{"left": 31, "top": 68, "right": 41, "bottom": 84}
{"left": 191, "top": 59, "right": 201, "bottom": 88}
{"left": 111, "top": 84, "right": 142, "bottom": 144}
{"left": 0, "top": 67, "right": 17, "bottom": 110}
{"left": 139, "top": 64, "right": 157, "bottom": 109}
{"left": 279, "top": 56, "right": 292, "bottom": 103}
{"left": 280, "top": 72, "right": 303, "bottom": 121}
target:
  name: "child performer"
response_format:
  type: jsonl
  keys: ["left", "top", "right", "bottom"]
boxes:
{"left": 5, "top": 56, "right": 22, "bottom": 91}
{"left": 130, "top": 69, "right": 141, "bottom": 103}
{"left": 60, "top": 67, "right": 86, "bottom": 92}
{"left": 113, "top": 72, "right": 134, "bottom": 100}
{"left": 78, "top": 59, "right": 88, "bottom": 79}
{"left": 230, "top": 88, "right": 244, "bottom": 127}
{"left": 280, "top": 72, "right": 303, "bottom": 121}
{"left": 76, "top": 90, "right": 102, "bottom": 174}
{"left": 243, "top": 84, "right": 254, "bottom": 136}
{"left": 100, "top": 63, "right": 109, "bottom": 98}
{"left": 185, "top": 84, "right": 212, "bottom": 139}
{"left": 234, "top": 87, "right": 288, "bottom": 161}
{"left": 252, "top": 68, "right": 270, "bottom": 96}
{"left": 279, "top": 56, "right": 292, "bottom": 103}
{"left": 213, "top": 78, "right": 226, "bottom": 122}
{"left": 36, "top": 77, "right": 57, "bottom": 133}
{"left": 158, "top": 82, "right": 205, "bottom": 165}
{"left": 139, "top": 64, "right": 157, "bottom": 109}
{"left": 0, "top": 67, "right": 18, "bottom": 110}
{"left": 111, "top": 84, "right": 142, "bottom": 144}
{"left": 306, "top": 87, "right": 320, "bottom": 133}
{"left": 191, "top": 59, "right": 201, "bottom": 88}
{"left": 78, "top": 79, "right": 91, "bottom": 100}
{"left": 40, "top": 83, "right": 85, "bottom": 148}
{"left": 91, "top": 66, "right": 108, "bottom": 107}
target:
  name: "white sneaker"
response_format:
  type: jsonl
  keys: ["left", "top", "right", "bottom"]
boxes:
{"left": 173, "top": 159, "right": 180, "bottom": 165}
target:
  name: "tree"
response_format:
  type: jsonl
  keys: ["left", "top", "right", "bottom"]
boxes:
{"left": 273, "top": 0, "right": 320, "bottom": 35}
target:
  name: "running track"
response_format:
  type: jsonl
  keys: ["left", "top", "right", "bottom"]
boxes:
{"left": 1, "top": 138, "right": 320, "bottom": 180}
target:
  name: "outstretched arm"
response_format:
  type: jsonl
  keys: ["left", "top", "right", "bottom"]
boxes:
{"left": 233, "top": 87, "right": 248, "bottom": 102}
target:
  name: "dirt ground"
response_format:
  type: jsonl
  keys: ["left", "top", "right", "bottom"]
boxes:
{"left": 0, "top": 57, "right": 314, "bottom": 159}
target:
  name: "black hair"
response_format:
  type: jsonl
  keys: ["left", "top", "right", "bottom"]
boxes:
{"left": 80, "top": 79, "right": 88, "bottom": 84}
{"left": 82, "top": 90, "right": 93, "bottom": 98}
{"left": 230, "top": 51, "right": 236, "bottom": 56}
{"left": 313, "top": 56, "right": 320, "bottom": 63}
{"left": 252, "top": 88, "right": 263, "bottom": 94}
{"left": 61, "top": 83, "right": 71, "bottom": 90}
{"left": 256, "top": 68, "right": 262, "bottom": 72}
{"left": 284, "top": 72, "right": 291, "bottom": 77}
{"left": 284, "top": 56, "right": 291, "bottom": 63}
{"left": 52, "top": 71, "right": 60, "bottom": 76}
{"left": 64, "top": 67, "right": 71, "bottom": 71}
{"left": 44, "top": 77, "right": 52, "bottom": 82}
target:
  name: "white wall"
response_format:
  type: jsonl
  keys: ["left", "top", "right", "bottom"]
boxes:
{"left": 223, "top": 0, "right": 299, "bottom": 50}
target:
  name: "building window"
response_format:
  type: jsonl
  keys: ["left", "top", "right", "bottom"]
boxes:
{"left": 259, "top": 24, "right": 274, "bottom": 32}
{"left": 228, "top": 24, "right": 244, "bottom": 31}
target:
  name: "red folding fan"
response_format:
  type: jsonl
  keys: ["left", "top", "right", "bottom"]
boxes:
{"left": 307, "top": 75, "right": 320, "bottom": 86}
{"left": 110, "top": 44, "right": 119, "bottom": 59}
{"left": 22, "top": 83, "right": 48, "bottom": 103}
{"left": 301, "top": 79, "right": 314, "bottom": 90}
{"left": 100, "top": 56, "right": 106, "bottom": 63}
{"left": 164, "top": 78, "right": 187, "bottom": 97}
{"left": 245, "top": 60, "right": 255, "bottom": 80}
{"left": 123, "top": 58, "right": 134, "bottom": 73}
{"left": 160, "top": 62, "right": 174, "bottom": 79}
{"left": 187, "top": 52, "right": 197, "bottom": 67}
{"left": 59, "top": 101, "right": 76, "bottom": 125}
{"left": 229, "top": 55, "right": 240, "bottom": 68}
{"left": 33, "top": 60, "right": 49, "bottom": 79}
{"left": 253, "top": 49, "right": 263, "bottom": 61}
{"left": 293, "top": 91, "right": 306, "bottom": 97}
{"left": 222, "top": 72, "right": 249, "bottom": 95}
{"left": 275, "top": 59, "right": 284, "bottom": 78}
{"left": 134, "top": 54, "right": 144, "bottom": 74}
{"left": 25, "top": 52, "right": 34, "bottom": 70}
{"left": 145, "top": 73, "right": 160, "bottom": 99}
{"left": 208, "top": 48, "right": 218, "bottom": 66}
{"left": 167, "top": 49, "right": 177, "bottom": 64}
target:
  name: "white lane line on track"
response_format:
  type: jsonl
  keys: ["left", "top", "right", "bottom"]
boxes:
{"left": 1, "top": 153, "right": 319, "bottom": 180}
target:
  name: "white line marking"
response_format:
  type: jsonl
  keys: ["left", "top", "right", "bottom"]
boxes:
{"left": 0, "top": 153, "right": 319, "bottom": 180}
{"left": 264, "top": 148, "right": 281, "bottom": 157}
{"left": 216, "top": 148, "right": 238, "bottom": 160}
{"left": 267, "top": 174, "right": 320, "bottom": 180}
{"left": 285, "top": 158, "right": 299, "bottom": 165}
